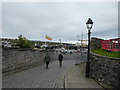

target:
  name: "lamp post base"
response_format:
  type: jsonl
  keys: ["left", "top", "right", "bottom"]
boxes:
{"left": 85, "top": 61, "right": 90, "bottom": 78}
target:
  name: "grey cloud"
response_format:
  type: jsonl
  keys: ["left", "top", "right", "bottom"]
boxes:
{"left": 2, "top": 2, "right": 118, "bottom": 42}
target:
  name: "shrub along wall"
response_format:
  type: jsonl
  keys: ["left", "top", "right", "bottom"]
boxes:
{"left": 90, "top": 52, "right": 120, "bottom": 88}
{"left": 2, "top": 48, "right": 58, "bottom": 73}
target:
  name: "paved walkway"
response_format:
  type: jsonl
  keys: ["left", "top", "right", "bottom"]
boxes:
{"left": 65, "top": 63, "right": 104, "bottom": 89}
{"left": 3, "top": 60, "right": 76, "bottom": 88}
{"left": 2, "top": 53, "right": 84, "bottom": 88}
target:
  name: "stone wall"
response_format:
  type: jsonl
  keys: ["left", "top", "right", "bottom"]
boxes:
{"left": 90, "top": 53, "right": 120, "bottom": 88}
{"left": 2, "top": 48, "right": 58, "bottom": 73}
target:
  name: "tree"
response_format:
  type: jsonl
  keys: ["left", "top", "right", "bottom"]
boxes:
{"left": 15, "top": 35, "right": 32, "bottom": 48}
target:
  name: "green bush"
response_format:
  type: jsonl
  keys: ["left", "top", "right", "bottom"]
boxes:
{"left": 15, "top": 35, "right": 33, "bottom": 48}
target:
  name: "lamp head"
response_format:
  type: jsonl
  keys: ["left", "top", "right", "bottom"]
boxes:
{"left": 86, "top": 18, "right": 93, "bottom": 30}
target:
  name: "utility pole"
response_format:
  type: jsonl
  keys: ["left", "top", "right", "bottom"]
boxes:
{"left": 77, "top": 35, "right": 80, "bottom": 46}
{"left": 81, "top": 32, "right": 83, "bottom": 47}
{"left": 59, "top": 38, "right": 62, "bottom": 45}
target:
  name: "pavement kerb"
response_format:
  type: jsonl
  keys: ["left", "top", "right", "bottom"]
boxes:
{"left": 64, "top": 62, "right": 85, "bottom": 89}
{"left": 64, "top": 63, "right": 75, "bottom": 89}
{"left": 63, "top": 62, "right": 112, "bottom": 89}
{"left": 64, "top": 76, "right": 67, "bottom": 90}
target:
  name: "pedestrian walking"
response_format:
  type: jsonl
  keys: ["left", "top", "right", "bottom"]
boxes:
{"left": 58, "top": 53, "right": 64, "bottom": 67}
{"left": 44, "top": 53, "right": 51, "bottom": 69}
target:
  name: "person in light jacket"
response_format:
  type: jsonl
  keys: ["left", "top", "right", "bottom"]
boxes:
{"left": 44, "top": 53, "right": 51, "bottom": 69}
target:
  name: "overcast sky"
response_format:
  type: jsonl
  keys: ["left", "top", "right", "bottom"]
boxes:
{"left": 2, "top": 2, "right": 118, "bottom": 43}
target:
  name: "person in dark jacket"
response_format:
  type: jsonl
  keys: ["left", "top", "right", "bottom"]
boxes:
{"left": 58, "top": 53, "right": 64, "bottom": 67}
{"left": 44, "top": 53, "right": 51, "bottom": 69}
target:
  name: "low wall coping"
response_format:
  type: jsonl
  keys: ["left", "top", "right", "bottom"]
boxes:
{"left": 90, "top": 52, "right": 120, "bottom": 60}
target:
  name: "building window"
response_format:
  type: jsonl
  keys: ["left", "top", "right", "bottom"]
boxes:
{"left": 115, "top": 44, "right": 118, "bottom": 49}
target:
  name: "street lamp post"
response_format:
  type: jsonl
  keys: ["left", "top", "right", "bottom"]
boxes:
{"left": 85, "top": 18, "right": 93, "bottom": 78}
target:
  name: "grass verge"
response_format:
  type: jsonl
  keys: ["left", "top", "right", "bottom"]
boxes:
{"left": 92, "top": 49, "right": 120, "bottom": 58}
